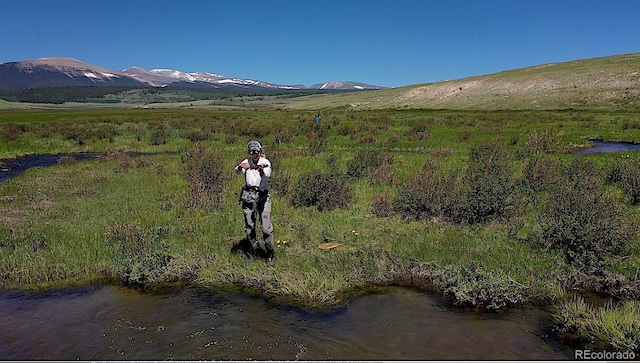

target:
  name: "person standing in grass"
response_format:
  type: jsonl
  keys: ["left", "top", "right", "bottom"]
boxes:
{"left": 234, "top": 140, "right": 275, "bottom": 262}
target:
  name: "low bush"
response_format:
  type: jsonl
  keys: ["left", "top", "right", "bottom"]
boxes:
{"left": 371, "top": 191, "right": 393, "bottom": 217}
{"left": 526, "top": 129, "right": 560, "bottom": 154}
{"left": 181, "top": 143, "right": 229, "bottom": 210}
{"left": 520, "top": 155, "right": 560, "bottom": 193}
{"left": 150, "top": 125, "right": 170, "bottom": 145}
{"left": 0, "top": 123, "right": 27, "bottom": 142}
{"left": 290, "top": 170, "right": 352, "bottom": 211}
{"left": 606, "top": 157, "right": 640, "bottom": 205}
{"left": 392, "top": 160, "right": 451, "bottom": 221}
{"left": 306, "top": 124, "right": 329, "bottom": 154}
{"left": 345, "top": 149, "right": 394, "bottom": 180}
{"left": 454, "top": 143, "right": 513, "bottom": 224}
{"left": 537, "top": 158, "right": 637, "bottom": 274}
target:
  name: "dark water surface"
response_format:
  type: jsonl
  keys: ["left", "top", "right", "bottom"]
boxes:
{"left": 0, "top": 153, "right": 101, "bottom": 183}
{"left": 0, "top": 286, "right": 572, "bottom": 361}
{"left": 574, "top": 139, "right": 640, "bottom": 154}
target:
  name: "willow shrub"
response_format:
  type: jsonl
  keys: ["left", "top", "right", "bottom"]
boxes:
{"left": 345, "top": 149, "right": 394, "bottom": 184}
{"left": 537, "top": 158, "right": 637, "bottom": 274}
{"left": 181, "top": 143, "right": 229, "bottom": 210}
{"left": 606, "top": 157, "right": 640, "bottom": 206}
{"left": 392, "top": 142, "right": 513, "bottom": 224}
{"left": 290, "top": 170, "right": 353, "bottom": 211}
{"left": 456, "top": 143, "right": 513, "bottom": 224}
{"left": 392, "top": 160, "right": 455, "bottom": 221}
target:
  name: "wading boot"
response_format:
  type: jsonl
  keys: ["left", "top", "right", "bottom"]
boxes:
{"left": 266, "top": 249, "right": 275, "bottom": 263}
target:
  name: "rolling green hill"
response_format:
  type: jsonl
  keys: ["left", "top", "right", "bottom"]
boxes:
{"left": 285, "top": 53, "right": 640, "bottom": 111}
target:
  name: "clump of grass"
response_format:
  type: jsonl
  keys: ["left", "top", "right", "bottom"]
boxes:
{"left": 101, "top": 147, "right": 133, "bottom": 170}
{"left": 105, "top": 221, "right": 172, "bottom": 287}
{"left": 554, "top": 296, "right": 640, "bottom": 351}
{"left": 434, "top": 262, "right": 528, "bottom": 310}
{"left": 588, "top": 300, "right": 640, "bottom": 351}
{"left": 57, "top": 155, "right": 77, "bottom": 165}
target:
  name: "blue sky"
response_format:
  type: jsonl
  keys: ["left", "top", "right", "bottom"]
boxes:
{"left": 1, "top": 0, "right": 639, "bottom": 87}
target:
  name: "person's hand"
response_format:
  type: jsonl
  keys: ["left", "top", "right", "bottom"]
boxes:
{"left": 239, "top": 161, "right": 250, "bottom": 169}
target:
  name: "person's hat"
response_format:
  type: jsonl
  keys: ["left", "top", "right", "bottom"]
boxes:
{"left": 247, "top": 140, "right": 262, "bottom": 153}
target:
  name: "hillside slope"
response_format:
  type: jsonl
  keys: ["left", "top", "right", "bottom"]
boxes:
{"left": 286, "top": 53, "right": 640, "bottom": 111}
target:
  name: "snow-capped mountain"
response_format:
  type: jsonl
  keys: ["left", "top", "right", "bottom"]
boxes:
{"left": 0, "top": 57, "right": 385, "bottom": 91}
{"left": 121, "top": 66, "right": 305, "bottom": 90}
{"left": 0, "top": 58, "right": 146, "bottom": 90}
{"left": 311, "top": 81, "right": 384, "bottom": 90}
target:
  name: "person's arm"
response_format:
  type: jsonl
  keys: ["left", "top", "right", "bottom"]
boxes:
{"left": 235, "top": 159, "right": 249, "bottom": 174}
{"left": 260, "top": 159, "right": 272, "bottom": 178}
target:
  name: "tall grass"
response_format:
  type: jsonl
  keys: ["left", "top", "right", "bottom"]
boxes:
{"left": 554, "top": 296, "right": 640, "bottom": 351}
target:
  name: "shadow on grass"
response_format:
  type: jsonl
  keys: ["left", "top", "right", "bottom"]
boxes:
{"left": 230, "top": 237, "right": 271, "bottom": 261}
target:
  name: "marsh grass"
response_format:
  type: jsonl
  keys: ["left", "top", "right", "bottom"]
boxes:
{"left": 1, "top": 108, "right": 640, "bottom": 349}
{"left": 555, "top": 296, "right": 640, "bottom": 351}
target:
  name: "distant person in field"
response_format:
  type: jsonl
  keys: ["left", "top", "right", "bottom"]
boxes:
{"left": 234, "top": 140, "right": 275, "bottom": 262}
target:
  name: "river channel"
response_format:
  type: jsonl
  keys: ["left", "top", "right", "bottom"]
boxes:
{"left": 0, "top": 285, "right": 573, "bottom": 360}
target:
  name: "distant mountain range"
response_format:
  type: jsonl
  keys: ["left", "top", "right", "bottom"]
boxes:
{"left": 0, "top": 57, "right": 385, "bottom": 91}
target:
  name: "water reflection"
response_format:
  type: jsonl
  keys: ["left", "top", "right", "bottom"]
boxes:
{"left": 0, "top": 286, "right": 572, "bottom": 360}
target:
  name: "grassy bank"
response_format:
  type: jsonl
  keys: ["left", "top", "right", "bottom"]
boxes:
{"left": 1, "top": 108, "right": 639, "bottom": 351}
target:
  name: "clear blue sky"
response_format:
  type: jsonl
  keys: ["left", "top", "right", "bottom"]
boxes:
{"left": 1, "top": 0, "right": 639, "bottom": 87}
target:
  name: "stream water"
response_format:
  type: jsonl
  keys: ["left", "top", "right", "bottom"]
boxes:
{"left": 0, "top": 286, "right": 573, "bottom": 360}
{"left": 573, "top": 139, "right": 640, "bottom": 154}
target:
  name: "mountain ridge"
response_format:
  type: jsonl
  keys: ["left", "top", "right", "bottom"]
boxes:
{"left": 0, "top": 57, "right": 385, "bottom": 91}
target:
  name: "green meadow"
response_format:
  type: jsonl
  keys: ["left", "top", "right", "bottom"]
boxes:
{"left": 1, "top": 106, "right": 640, "bottom": 351}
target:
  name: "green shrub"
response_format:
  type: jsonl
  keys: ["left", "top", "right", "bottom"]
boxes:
{"left": 606, "top": 157, "right": 640, "bottom": 205}
{"left": 520, "top": 155, "right": 560, "bottom": 193}
{"left": 102, "top": 148, "right": 133, "bottom": 170}
{"left": 0, "top": 123, "right": 27, "bottom": 142}
{"left": 371, "top": 192, "right": 393, "bottom": 217}
{"left": 181, "top": 143, "right": 229, "bottom": 210}
{"left": 393, "top": 160, "right": 449, "bottom": 221}
{"left": 456, "top": 143, "right": 513, "bottom": 224}
{"left": 345, "top": 149, "right": 394, "bottom": 180}
{"left": 537, "top": 159, "right": 636, "bottom": 274}
{"left": 526, "top": 129, "right": 560, "bottom": 154}
{"left": 306, "top": 124, "right": 329, "bottom": 154}
{"left": 128, "top": 124, "right": 146, "bottom": 142}
{"left": 290, "top": 170, "right": 352, "bottom": 211}
{"left": 150, "top": 125, "right": 169, "bottom": 145}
